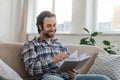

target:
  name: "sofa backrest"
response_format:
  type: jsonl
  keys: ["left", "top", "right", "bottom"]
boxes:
{"left": 0, "top": 43, "right": 108, "bottom": 79}
{"left": 0, "top": 43, "right": 30, "bottom": 80}
{"left": 65, "top": 44, "right": 108, "bottom": 55}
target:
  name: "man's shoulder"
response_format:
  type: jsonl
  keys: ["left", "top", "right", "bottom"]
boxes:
{"left": 24, "top": 37, "right": 38, "bottom": 46}
{"left": 53, "top": 39, "right": 62, "bottom": 45}
{"left": 53, "top": 40, "right": 66, "bottom": 47}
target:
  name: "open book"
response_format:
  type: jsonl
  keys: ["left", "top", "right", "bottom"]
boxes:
{"left": 57, "top": 51, "right": 90, "bottom": 73}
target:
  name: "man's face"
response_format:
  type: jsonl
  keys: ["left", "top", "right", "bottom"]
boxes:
{"left": 40, "top": 17, "right": 56, "bottom": 38}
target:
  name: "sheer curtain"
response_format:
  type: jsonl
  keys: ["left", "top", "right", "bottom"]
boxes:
{"left": 17, "top": 0, "right": 28, "bottom": 42}
{"left": 10, "top": 0, "right": 34, "bottom": 42}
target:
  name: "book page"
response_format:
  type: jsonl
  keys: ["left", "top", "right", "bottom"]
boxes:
{"left": 65, "top": 50, "right": 79, "bottom": 61}
{"left": 57, "top": 50, "right": 90, "bottom": 73}
{"left": 56, "top": 50, "right": 79, "bottom": 67}
{"left": 66, "top": 51, "right": 90, "bottom": 61}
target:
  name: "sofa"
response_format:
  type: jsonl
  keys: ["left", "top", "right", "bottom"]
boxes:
{"left": 0, "top": 42, "right": 109, "bottom": 80}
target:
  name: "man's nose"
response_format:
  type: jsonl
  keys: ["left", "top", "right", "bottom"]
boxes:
{"left": 51, "top": 26, "right": 56, "bottom": 30}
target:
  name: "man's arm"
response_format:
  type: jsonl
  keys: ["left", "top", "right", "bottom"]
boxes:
{"left": 21, "top": 42, "right": 53, "bottom": 77}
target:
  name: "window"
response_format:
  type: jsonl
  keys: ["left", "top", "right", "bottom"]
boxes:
{"left": 96, "top": 0, "right": 120, "bottom": 33}
{"left": 35, "top": 0, "right": 72, "bottom": 33}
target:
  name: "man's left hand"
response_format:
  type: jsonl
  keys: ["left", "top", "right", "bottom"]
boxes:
{"left": 67, "top": 69, "right": 78, "bottom": 79}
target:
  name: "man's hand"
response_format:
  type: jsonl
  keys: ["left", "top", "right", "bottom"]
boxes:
{"left": 67, "top": 69, "right": 78, "bottom": 79}
{"left": 52, "top": 52, "right": 68, "bottom": 63}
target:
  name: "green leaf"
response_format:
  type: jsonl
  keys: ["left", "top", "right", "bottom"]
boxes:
{"left": 80, "top": 40, "right": 88, "bottom": 45}
{"left": 108, "top": 50, "right": 117, "bottom": 54}
{"left": 80, "top": 37, "right": 89, "bottom": 45}
{"left": 84, "top": 28, "right": 90, "bottom": 33}
{"left": 105, "top": 47, "right": 111, "bottom": 49}
{"left": 104, "top": 48, "right": 117, "bottom": 54}
{"left": 90, "top": 38, "right": 95, "bottom": 46}
{"left": 103, "top": 40, "right": 110, "bottom": 46}
{"left": 91, "top": 32, "right": 98, "bottom": 37}
{"left": 104, "top": 48, "right": 108, "bottom": 51}
{"left": 80, "top": 37, "right": 89, "bottom": 41}
{"left": 111, "top": 50, "right": 117, "bottom": 54}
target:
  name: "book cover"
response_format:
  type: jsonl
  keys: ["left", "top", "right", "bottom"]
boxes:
{"left": 57, "top": 51, "right": 90, "bottom": 73}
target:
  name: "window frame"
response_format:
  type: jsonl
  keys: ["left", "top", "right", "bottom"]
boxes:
{"left": 94, "top": 0, "right": 120, "bottom": 33}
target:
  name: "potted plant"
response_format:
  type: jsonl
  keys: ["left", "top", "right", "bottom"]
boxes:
{"left": 80, "top": 28, "right": 117, "bottom": 54}
{"left": 80, "top": 28, "right": 98, "bottom": 46}
{"left": 103, "top": 40, "right": 117, "bottom": 54}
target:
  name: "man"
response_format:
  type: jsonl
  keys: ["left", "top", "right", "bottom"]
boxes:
{"left": 21, "top": 11, "right": 111, "bottom": 80}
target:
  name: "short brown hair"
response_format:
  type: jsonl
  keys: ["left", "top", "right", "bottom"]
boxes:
{"left": 36, "top": 11, "right": 56, "bottom": 33}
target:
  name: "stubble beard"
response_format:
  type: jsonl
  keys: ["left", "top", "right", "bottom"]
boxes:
{"left": 43, "top": 30, "right": 56, "bottom": 38}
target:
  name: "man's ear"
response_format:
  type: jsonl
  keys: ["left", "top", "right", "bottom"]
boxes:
{"left": 39, "top": 25, "right": 41, "bottom": 30}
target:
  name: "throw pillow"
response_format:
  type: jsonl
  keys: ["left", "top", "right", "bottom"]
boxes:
{"left": 88, "top": 53, "right": 120, "bottom": 80}
{"left": 0, "top": 59, "right": 23, "bottom": 80}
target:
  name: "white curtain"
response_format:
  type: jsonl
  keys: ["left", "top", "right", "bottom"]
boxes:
{"left": 17, "top": 0, "right": 28, "bottom": 42}
{"left": 9, "top": 0, "right": 28, "bottom": 42}
{"left": 9, "top": 0, "right": 35, "bottom": 43}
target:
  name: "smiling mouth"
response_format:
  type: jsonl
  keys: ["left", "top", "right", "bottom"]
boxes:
{"left": 48, "top": 30, "right": 55, "bottom": 33}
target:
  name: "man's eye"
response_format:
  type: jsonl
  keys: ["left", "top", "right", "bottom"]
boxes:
{"left": 47, "top": 24, "right": 51, "bottom": 27}
{"left": 53, "top": 25, "right": 56, "bottom": 27}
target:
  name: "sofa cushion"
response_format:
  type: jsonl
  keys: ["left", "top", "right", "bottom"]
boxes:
{"left": 0, "top": 59, "right": 23, "bottom": 80}
{"left": 88, "top": 53, "right": 120, "bottom": 80}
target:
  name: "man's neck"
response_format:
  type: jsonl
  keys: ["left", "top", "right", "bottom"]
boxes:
{"left": 39, "top": 35, "right": 52, "bottom": 42}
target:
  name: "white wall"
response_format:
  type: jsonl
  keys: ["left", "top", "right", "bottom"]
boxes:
{"left": 71, "top": 0, "right": 86, "bottom": 33}
{"left": 71, "top": 0, "right": 96, "bottom": 33}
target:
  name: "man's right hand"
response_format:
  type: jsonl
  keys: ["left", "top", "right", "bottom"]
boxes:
{"left": 52, "top": 52, "right": 68, "bottom": 63}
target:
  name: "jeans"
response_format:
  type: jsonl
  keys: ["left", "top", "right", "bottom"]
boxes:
{"left": 42, "top": 75, "right": 64, "bottom": 80}
{"left": 41, "top": 74, "right": 111, "bottom": 80}
{"left": 75, "top": 74, "right": 111, "bottom": 80}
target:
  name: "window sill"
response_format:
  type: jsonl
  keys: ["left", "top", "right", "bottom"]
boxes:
{"left": 27, "top": 33, "right": 120, "bottom": 36}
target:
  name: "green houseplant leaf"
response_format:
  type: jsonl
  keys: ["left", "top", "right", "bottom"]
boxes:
{"left": 108, "top": 50, "right": 117, "bottom": 54}
{"left": 80, "top": 37, "right": 89, "bottom": 44}
{"left": 104, "top": 47, "right": 116, "bottom": 54}
{"left": 91, "top": 32, "right": 98, "bottom": 37}
{"left": 80, "top": 28, "right": 118, "bottom": 54}
{"left": 90, "top": 38, "right": 95, "bottom": 46}
{"left": 84, "top": 28, "right": 90, "bottom": 33}
{"left": 103, "top": 40, "right": 110, "bottom": 46}
{"left": 103, "top": 40, "right": 117, "bottom": 54}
